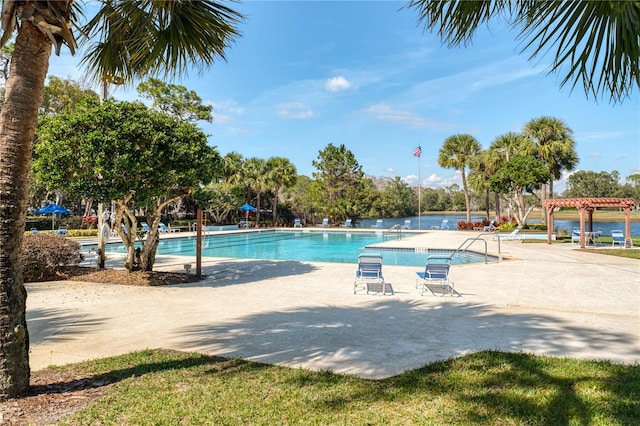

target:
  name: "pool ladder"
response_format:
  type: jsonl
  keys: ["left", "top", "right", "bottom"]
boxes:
{"left": 450, "top": 236, "right": 491, "bottom": 264}
{"left": 382, "top": 224, "right": 402, "bottom": 241}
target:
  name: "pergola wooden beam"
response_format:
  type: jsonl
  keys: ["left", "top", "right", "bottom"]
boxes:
{"left": 544, "top": 198, "right": 636, "bottom": 248}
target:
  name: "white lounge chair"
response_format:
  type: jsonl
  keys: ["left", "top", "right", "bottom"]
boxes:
{"left": 140, "top": 222, "right": 151, "bottom": 233}
{"left": 431, "top": 219, "right": 449, "bottom": 230}
{"left": 354, "top": 253, "right": 392, "bottom": 295}
{"left": 159, "top": 222, "right": 178, "bottom": 233}
{"left": 482, "top": 220, "right": 496, "bottom": 232}
{"left": 415, "top": 257, "right": 455, "bottom": 296}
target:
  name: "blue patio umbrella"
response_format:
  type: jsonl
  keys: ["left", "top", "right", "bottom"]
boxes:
{"left": 240, "top": 203, "right": 257, "bottom": 223}
{"left": 35, "top": 203, "right": 72, "bottom": 230}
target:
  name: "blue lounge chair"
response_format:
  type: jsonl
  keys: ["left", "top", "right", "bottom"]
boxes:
{"left": 354, "top": 253, "right": 392, "bottom": 295}
{"left": 611, "top": 230, "right": 625, "bottom": 247}
{"left": 57, "top": 227, "right": 67, "bottom": 236}
{"left": 31, "top": 228, "right": 38, "bottom": 235}
{"left": 320, "top": 218, "right": 329, "bottom": 227}
{"left": 342, "top": 219, "right": 352, "bottom": 227}
{"left": 293, "top": 218, "right": 302, "bottom": 228}
{"left": 402, "top": 219, "right": 411, "bottom": 230}
{"left": 415, "top": 257, "right": 455, "bottom": 296}
{"left": 141, "top": 222, "right": 151, "bottom": 233}
{"left": 431, "top": 219, "right": 449, "bottom": 230}
{"left": 371, "top": 219, "right": 383, "bottom": 229}
{"left": 239, "top": 220, "right": 250, "bottom": 229}
{"left": 159, "top": 222, "right": 178, "bottom": 233}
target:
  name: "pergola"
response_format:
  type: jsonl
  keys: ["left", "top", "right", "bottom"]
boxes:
{"left": 544, "top": 197, "right": 636, "bottom": 248}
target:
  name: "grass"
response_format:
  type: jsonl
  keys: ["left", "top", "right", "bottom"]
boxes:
{"left": 59, "top": 349, "right": 640, "bottom": 425}
{"left": 551, "top": 236, "right": 640, "bottom": 259}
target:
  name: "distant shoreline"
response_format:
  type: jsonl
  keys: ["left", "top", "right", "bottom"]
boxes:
{"left": 417, "top": 210, "right": 640, "bottom": 222}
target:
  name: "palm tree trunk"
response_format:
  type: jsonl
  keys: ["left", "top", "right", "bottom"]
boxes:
{"left": 460, "top": 169, "right": 471, "bottom": 223}
{"left": 0, "top": 22, "right": 52, "bottom": 400}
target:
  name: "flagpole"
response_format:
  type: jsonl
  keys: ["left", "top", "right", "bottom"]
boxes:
{"left": 418, "top": 153, "right": 421, "bottom": 230}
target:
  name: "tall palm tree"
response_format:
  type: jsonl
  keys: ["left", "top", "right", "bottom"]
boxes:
{"left": 523, "top": 116, "right": 578, "bottom": 222}
{"left": 0, "top": 0, "right": 243, "bottom": 400}
{"left": 406, "top": 0, "right": 640, "bottom": 103}
{"left": 438, "top": 134, "right": 482, "bottom": 223}
{"left": 241, "top": 158, "right": 268, "bottom": 224}
{"left": 267, "top": 157, "right": 297, "bottom": 223}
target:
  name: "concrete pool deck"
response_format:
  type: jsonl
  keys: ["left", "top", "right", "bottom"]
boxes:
{"left": 27, "top": 229, "right": 639, "bottom": 378}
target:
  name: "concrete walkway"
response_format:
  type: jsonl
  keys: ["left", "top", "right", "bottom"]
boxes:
{"left": 26, "top": 230, "right": 640, "bottom": 378}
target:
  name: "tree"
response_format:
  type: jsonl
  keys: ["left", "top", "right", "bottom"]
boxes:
{"left": 377, "top": 177, "right": 418, "bottom": 218}
{"left": 523, "top": 116, "right": 578, "bottom": 222}
{"left": 266, "top": 157, "right": 297, "bottom": 223}
{"left": 312, "top": 143, "right": 364, "bottom": 221}
{"left": 40, "top": 76, "right": 99, "bottom": 116}
{"left": 241, "top": 158, "right": 268, "bottom": 224}
{"left": 406, "top": 1, "right": 640, "bottom": 103}
{"left": 563, "top": 170, "right": 622, "bottom": 198}
{"left": 0, "top": 1, "right": 242, "bottom": 398}
{"left": 438, "top": 134, "right": 481, "bottom": 223}
{"left": 35, "top": 100, "right": 219, "bottom": 271}
{"left": 490, "top": 155, "right": 552, "bottom": 226}
{"left": 137, "top": 78, "right": 213, "bottom": 122}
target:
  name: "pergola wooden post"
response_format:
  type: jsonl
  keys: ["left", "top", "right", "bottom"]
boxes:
{"left": 544, "top": 198, "right": 636, "bottom": 248}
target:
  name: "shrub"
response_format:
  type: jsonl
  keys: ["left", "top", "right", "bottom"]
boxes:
{"left": 457, "top": 220, "right": 468, "bottom": 230}
{"left": 22, "top": 235, "right": 84, "bottom": 282}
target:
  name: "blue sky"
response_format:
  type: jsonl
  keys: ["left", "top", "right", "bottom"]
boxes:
{"left": 50, "top": 1, "right": 639, "bottom": 192}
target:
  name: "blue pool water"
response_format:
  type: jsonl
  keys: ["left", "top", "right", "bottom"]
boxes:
{"left": 90, "top": 230, "right": 491, "bottom": 267}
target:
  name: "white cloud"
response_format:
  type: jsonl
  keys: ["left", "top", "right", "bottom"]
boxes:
{"left": 211, "top": 99, "right": 245, "bottom": 124}
{"left": 364, "top": 102, "right": 451, "bottom": 130}
{"left": 277, "top": 102, "right": 315, "bottom": 119}
{"left": 325, "top": 76, "right": 352, "bottom": 92}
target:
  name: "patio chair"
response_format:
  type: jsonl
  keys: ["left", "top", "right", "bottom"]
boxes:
{"left": 415, "top": 257, "right": 455, "bottom": 296}
{"left": 431, "top": 219, "right": 449, "bottom": 230}
{"left": 57, "top": 227, "right": 67, "bottom": 236}
{"left": 141, "top": 222, "right": 151, "bottom": 233}
{"left": 293, "top": 218, "right": 302, "bottom": 228}
{"left": 159, "top": 222, "right": 178, "bottom": 233}
{"left": 320, "top": 218, "right": 329, "bottom": 227}
{"left": 342, "top": 219, "right": 352, "bottom": 227}
{"left": 571, "top": 227, "right": 581, "bottom": 244}
{"left": 354, "top": 253, "right": 392, "bottom": 295}
{"left": 371, "top": 219, "right": 383, "bottom": 229}
{"left": 239, "top": 220, "right": 250, "bottom": 229}
{"left": 482, "top": 220, "right": 496, "bottom": 232}
{"left": 402, "top": 219, "right": 411, "bottom": 230}
{"left": 611, "top": 230, "right": 625, "bottom": 247}
{"left": 31, "top": 228, "right": 39, "bottom": 235}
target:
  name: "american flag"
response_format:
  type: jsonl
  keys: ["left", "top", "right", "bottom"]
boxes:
{"left": 413, "top": 146, "right": 422, "bottom": 158}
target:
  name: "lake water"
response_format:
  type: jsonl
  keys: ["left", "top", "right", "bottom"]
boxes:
{"left": 357, "top": 214, "right": 640, "bottom": 236}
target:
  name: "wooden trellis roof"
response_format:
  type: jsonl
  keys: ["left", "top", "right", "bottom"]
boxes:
{"left": 544, "top": 197, "right": 636, "bottom": 210}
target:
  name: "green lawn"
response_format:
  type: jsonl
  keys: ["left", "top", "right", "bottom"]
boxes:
{"left": 59, "top": 349, "right": 639, "bottom": 425}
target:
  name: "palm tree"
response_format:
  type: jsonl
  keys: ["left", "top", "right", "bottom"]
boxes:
{"left": 241, "top": 158, "right": 268, "bottom": 224}
{"left": 267, "top": 157, "right": 297, "bottom": 223}
{"left": 523, "top": 116, "right": 578, "bottom": 222}
{"left": 406, "top": 0, "right": 640, "bottom": 103}
{"left": 438, "top": 134, "right": 482, "bottom": 223}
{"left": 0, "top": 0, "right": 243, "bottom": 400}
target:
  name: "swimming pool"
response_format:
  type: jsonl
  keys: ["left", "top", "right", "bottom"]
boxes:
{"left": 90, "top": 230, "right": 492, "bottom": 267}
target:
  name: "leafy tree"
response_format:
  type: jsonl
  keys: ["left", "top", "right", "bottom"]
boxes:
{"left": 438, "top": 134, "right": 482, "bottom": 223}
{"left": 377, "top": 177, "right": 418, "bottom": 218}
{"left": 312, "top": 143, "right": 364, "bottom": 221}
{"left": 406, "top": 0, "right": 640, "bottom": 103}
{"left": 137, "top": 78, "right": 213, "bottom": 122}
{"left": 0, "top": 0, "right": 243, "bottom": 398}
{"left": 34, "top": 100, "right": 219, "bottom": 272}
{"left": 563, "top": 170, "right": 622, "bottom": 198}
{"left": 195, "top": 182, "right": 245, "bottom": 224}
{"left": 421, "top": 187, "right": 451, "bottom": 211}
{"left": 40, "top": 76, "right": 99, "bottom": 116}
{"left": 266, "top": 157, "right": 297, "bottom": 223}
{"left": 490, "top": 155, "right": 552, "bottom": 226}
